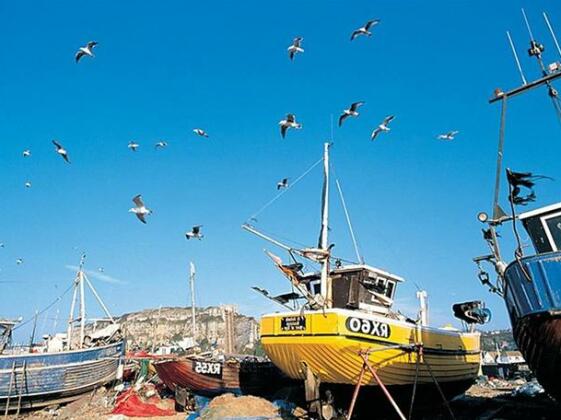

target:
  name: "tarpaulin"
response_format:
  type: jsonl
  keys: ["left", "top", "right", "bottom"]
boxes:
{"left": 112, "top": 388, "right": 176, "bottom": 417}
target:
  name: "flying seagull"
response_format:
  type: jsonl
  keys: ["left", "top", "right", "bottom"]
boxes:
{"left": 277, "top": 178, "right": 289, "bottom": 190}
{"left": 193, "top": 128, "right": 209, "bottom": 138}
{"left": 52, "top": 140, "right": 70, "bottom": 163}
{"left": 437, "top": 131, "right": 459, "bottom": 141}
{"left": 128, "top": 141, "right": 139, "bottom": 152}
{"left": 154, "top": 141, "right": 168, "bottom": 150}
{"left": 24, "top": 181, "right": 32, "bottom": 188}
{"left": 23, "top": 149, "right": 31, "bottom": 158}
{"left": 129, "top": 194, "right": 152, "bottom": 224}
{"left": 279, "top": 114, "right": 302, "bottom": 138}
{"left": 98, "top": 267, "right": 104, "bottom": 273}
{"left": 351, "top": 19, "right": 380, "bottom": 41}
{"left": 16, "top": 258, "right": 23, "bottom": 265}
{"left": 287, "top": 37, "right": 304, "bottom": 61}
{"left": 75, "top": 41, "right": 98, "bottom": 63}
{"left": 371, "top": 115, "right": 395, "bottom": 140}
{"left": 185, "top": 225, "right": 203, "bottom": 240}
{"left": 339, "top": 102, "right": 365, "bottom": 127}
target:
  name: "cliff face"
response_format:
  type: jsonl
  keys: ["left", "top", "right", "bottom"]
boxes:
{"left": 117, "top": 306, "right": 259, "bottom": 353}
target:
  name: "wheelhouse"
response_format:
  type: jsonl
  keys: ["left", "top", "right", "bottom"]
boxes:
{"left": 519, "top": 202, "right": 561, "bottom": 254}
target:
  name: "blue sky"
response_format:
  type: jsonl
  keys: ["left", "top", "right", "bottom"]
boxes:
{"left": 2, "top": 0, "right": 561, "bottom": 341}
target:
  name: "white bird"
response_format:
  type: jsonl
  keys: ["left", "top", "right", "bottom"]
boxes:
{"left": 129, "top": 195, "right": 152, "bottom": 224}
{"left": 16, "top": 258, "right": 23, "bottom": 265}
{"left": 23, "top": 149, "right": 31, "bottom": 158}
{"left": 371, "top": 115, "right": 396, "bottom": 140}
{"left": 98, "top": 267, "right": 104, "bottom": 273}
{"left": 128, "top": 141, "right": 139, "bottom": 152}
{"left": 24, "top": 181, "right": 32, "bottom": 188}
{"left": 437, "top": 130, "right": 460, "bottom": 141}
{"left": 193, "top": 128, "right": 209, "bottom": 138}
{"left": 155, "top": 141, "right": 168, "bottom": 150}
{"left": 185, "top": 225, "right": 203, "bottom": 240}
{"left": 279, "top": 114, "right": 302, "bottom": 138}
{"left": 277, "top": 178, "right": 289, "bottom": 190}
{"left": 339, "top": 102, "right": 365, "bottom": 127}
{"left": 75, "top": 41, "right": 98, "bottom": 63}
{"left": 351, "top": 19, "right": 380, "bottom": 41}
{"left": 287, "top": 37, "right": 304, "bottom": 61}
{"left": 52, "top": 140, "right": 70, "bottom": 163}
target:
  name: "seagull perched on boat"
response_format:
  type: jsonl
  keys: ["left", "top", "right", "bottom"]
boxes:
{"left": 371, "top": 115, "right": 395, "bottom": 140}
{"left": 287, "top": 37, "right": 304, "bottom": 61}
{"left": 128, "top": 141, "right": 139, "bottom": 152}
{"left": 277, "top": 178, "right": 289, "bottom": 190}
{"left": 75, "top": 41, "right": 98, "bottom": 63}
{"left": 24, "top": 181, "right": 32, "bottom": 188}
{"left": 437, "top": 131, "right": 459, "bottom": 141}
{"left": 154, "top": 141, "right": 168, "bottom": 150}
{"left": 279, "top": 114, "right": 302, "bottom": 138}
{"left": 351, "top": 19, "right": 380, "bottom": 41}
{"left": 338, "top": 102, "right": 365, "bottom": 127}
{"left": 129, "top": 194, "right": 152, "bottom": 224}
{"left": 52, "top": 140, "right": 70, "bottom": 163}
{"left": 193, "top": 128, "right": 209, "bottom": 138}
{"left": 185, "top": 225, "right": 203, "bottom": 240}
{"left": 22, "top": 149, "right": 31, "bottom": 158}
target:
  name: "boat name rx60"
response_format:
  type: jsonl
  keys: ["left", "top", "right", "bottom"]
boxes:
{"left": 345, "top": 317, "right": 391, "bottom": 339}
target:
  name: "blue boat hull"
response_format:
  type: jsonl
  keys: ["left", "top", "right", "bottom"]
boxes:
{"left": 0, "top": 341, "right": 124, "bottom": 411}
{"left": 504, "top": 252, "right": 561, "bottom": 400}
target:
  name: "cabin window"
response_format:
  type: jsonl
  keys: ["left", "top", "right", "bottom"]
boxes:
{"left": 386, "top": 281, "right": 395, "bottom": 299}
{"left": 523, "top": 216, "right": 554, "bottom": 253}
{"left": 542, "top": 213, "right": 561, "bottom": 252}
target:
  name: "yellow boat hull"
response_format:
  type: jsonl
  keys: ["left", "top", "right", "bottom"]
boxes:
{"left": 260, "top": 309, "right": 480, "bottom": 387}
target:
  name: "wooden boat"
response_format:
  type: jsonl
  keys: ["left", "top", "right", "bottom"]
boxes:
{"left": 244, "top": 144, "right": 483, "bottom": 414}
{"left": 0, "top": 258, "right": 125, "bottom": 412}
{"left": 154, "top": 354, "right": 292, "bottom": 398}
{"left": 473, "top": 13, "right": 561, "bottom": 402}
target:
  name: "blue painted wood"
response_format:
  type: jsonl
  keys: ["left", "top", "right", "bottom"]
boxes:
{"left": 0, "top": 341, "right": 124, "bottom": 408}
{"left": 504, "top": 251, "right": 561, "bottom": 319}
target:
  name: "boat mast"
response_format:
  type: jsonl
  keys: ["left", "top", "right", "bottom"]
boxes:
{"left": 189, "top": 262, "right": 196, "bottom": 340}
{"left": 319, "top": 142, "right": 330, "bottom": 304}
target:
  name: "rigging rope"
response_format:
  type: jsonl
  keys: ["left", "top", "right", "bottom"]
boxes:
{"left": 247, "top": 157, "right": 323, "bottom": 222}
{"left": 13, "top": 283, "right": 74, "bottom": 331}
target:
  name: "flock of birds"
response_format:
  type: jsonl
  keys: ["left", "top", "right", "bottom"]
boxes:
{"left": 6, "top": 18, "right": 461, "bottom": 267}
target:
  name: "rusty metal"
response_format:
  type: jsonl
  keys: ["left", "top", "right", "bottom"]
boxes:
{"left": 346, "top": 359, "right": 367, "bottom": 420}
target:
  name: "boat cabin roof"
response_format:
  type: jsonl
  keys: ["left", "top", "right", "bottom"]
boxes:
{"left": 299, "top": 264, "right": 404, "bottom": 283}
{"left": 518, "top": 202, "right": 561, "bottom": 254}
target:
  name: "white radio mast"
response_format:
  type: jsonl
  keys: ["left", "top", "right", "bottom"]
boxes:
{"left": 189, "top": 262, "right": 196, "bottom": 340}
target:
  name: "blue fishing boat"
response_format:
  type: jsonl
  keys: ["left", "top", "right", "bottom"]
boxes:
{"left": 0, "top": 257, "right": 125, "bottom": 412}
{"left": 473, "top": 10, "right": 561, "bottom": 401}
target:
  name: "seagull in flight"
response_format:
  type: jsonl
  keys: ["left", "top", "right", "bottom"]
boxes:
{"left": 52, "top": 140, "right": 70, "bottom": 163}
{"left": 279, "top": 114, "right": 302, "bottom": 138}
{"left": 437, "top": 131, "right": 459, "bottom": 141}
{"left": 128, "top": 141, "right": 139, "bottom": 152}
{"left": 98, "top": 267, "right": 104, "bottom": 273}
{"left": 339, "top": 102, "right": 365, "bottom": 127}
{"left": 23, "top": 149, "right": 31, "bottom": 158}
{"left": 351, "top": 19, "right": 380, "bottom": 41}
{"left": 75, "top": 41, "right": 98, "bottom": 63}
{"left": 277, "top": 178, "right": 289, "bottom": 190}
{"left": 371, "top": 115, "right": 395, "bottom": 140}
{"left": 24, "top": 181, "right": 32, "bottom": 188}
{"left": 193, "top": 128, "right": 209, "bottom": 138}
{"left": 129, "top": 195, "right": 152, "bottom": 224}
{"left": 185, "top": 225, "right": 203, "bottom": 240}
{"left": 287, "top": 37, "right": 304, "bottom": 61}
{"left": 154, "top": 141, "right": 168, "bottom": 150}
{"left": 16, "top": 258, "right": 23, "bottom": 265}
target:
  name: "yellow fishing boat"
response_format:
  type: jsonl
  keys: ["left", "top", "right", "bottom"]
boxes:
{"left": 244, "top": 143, "right": 486, "bottom": 417}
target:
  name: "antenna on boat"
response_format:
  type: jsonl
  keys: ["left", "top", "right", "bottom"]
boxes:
{"left": 543, "top": 12, "right": 561, "bottom": 59}
{"left": 318, "top": 142, "right": 331, "bottom": 305}
{"left": 188, "top": 262, "right": 197, "bottom": 341}
{"left": 506, "top": 31, "right": 528, "bottom": 85}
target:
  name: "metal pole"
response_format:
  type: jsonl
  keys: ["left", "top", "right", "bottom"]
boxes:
{"left": 319, "top": 143, "right": 330, "bottom": 302}
{"left": 28, "top": 310, "right": 38, "bottom": 353}
{"left": 346, "top": 362, "right": 367, "bottom": 419}
{"left": 67, "top": 281, "right": 78, "bottom": 350}
{"left": 543, "top": 12, "right": 561, "bottom": 59}
{"left": 189, "top": 262, "right": 197, "bottom": 340}
{"left": 83, "top": 274, "right": 115, "bottom": 323}
{"left": 521, "top": 8, "right": 536, "bottom": 41}
{"left": 79, "top": 271, "right": 86, "bottom": 349}
{"left": 242, "top": 224, "right": 294, "bottom": 253}
{"left": 506, "top": 31, "right": 528, "bottom": 85}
